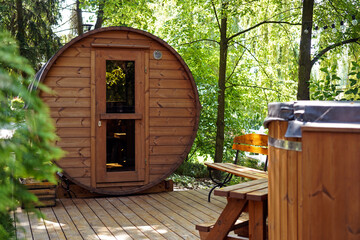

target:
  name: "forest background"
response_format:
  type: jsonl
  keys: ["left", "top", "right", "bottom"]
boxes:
{"left": 0, "top": 0, "right": 359, "bottom": 237}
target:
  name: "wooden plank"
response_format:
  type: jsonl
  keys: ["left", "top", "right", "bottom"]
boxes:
{"left": 150, "top": 82, "right": 193, "bottom": 93}
{"left": 28, "top": 212, "right": 50, "bottom": 240}
{"left": 62, "top": 167, "right": 91, "bottom": 178}
{"left": 150, "top": 126, "right": 194, "bottom": 136}
{"left": 248, "top": 201, "right": 266, "bottom": 240}
{"left": 54, "top": 57, "right": 90, "bottom": 67}
{"left": 232, "top": 144, "right": 268, "bottom": 155}
{"left": 15, "top": 208, "right": 33, "bottom": 240}
{"left": 56, "top": 138, "right": 90, "bottom": 148}
{"left": 150, "top": 117, "right": 195, "bottom": 127}
{"left": 150, "top": 98, "right": 195, "bottom": 108}
{"left": 150, "top": 108, "right": 196, "bottom": 117}
{"left": 90, "top": 49, "right": 96, "bottom": 188}
{"left": 62, "top": 147, "right": 91, "bottom": 158}
{"left": 185, "top": 189, "right": 226, "bottom": 210}
{"left": 53, "top": 118, "right": 90, "bottom": 128}
{"left": 150, "top": 60, "right": 183, "bottom": 70}
{"left": 41, "top": 87, "right": 91, "bottom": 98}
{"left": 144, "top": 50, "right": 150, "bottom": 186}
{"left": 149, "top": 155, "right": 183, "bottom": 164}
{"left": 59, "top": 199, "right": 99, "bottom": 240}
{"left": 149, "top": 69, "right": 189, "bottom": 79}
{"left": 95, "top": 198, "right": 149, "bottom": 239}
{"left": 205, "top": 163, "right": 268, "bottom": 180}
{"left": 50, "top": 108, "right": 90, "bottom": 117}
{"left": 150, "top": 89, "right": 194, "bottom": 99}
{"left": 70, "top": 198, "right": 117, "bottom": 240}
{"left": 57, "top": 157, "right": 90, "bottom": 168}
{"left": 62, "top": 47, "right": 90, "bottom": 57}
{"left": 149, "top": 194, "right": 204, "bottom": 224}
{"left": 229, "top": 182, "right": 268, "bottom": 199}
{"left": 213, "top": 179, "right": 268, "bottom": 197}
{"left": 45, "top": 77, "right": 90, "bottom": 87}
{"left": 149, "top": 164, "right": 172, "bottom": 175}
{"left": 51, "top": 200, "right": 83, "bottom": 240}
{"left": 56, "top": 128, "right": 90, "bottom": 137}
{"left": 157, "top": 192, "right": 218, "bottom": 222}
{"left": 149, "top": 136, "right": 192, "bottom": 145}
{"left": 136, "top": 195, "right": 200, "bottom": 238}
{"left": 84, "top": 199, "right": 133, "bottom": 239}
{"left": 110, "top": 197, "right": 169, "bottom": 240}
{"left": 150, "top": 146, "right": 186, "bottom": 155}
{"left": 43, "top": 98, "right": 90, "bottom": 108}
{"left": 40, "top": 208, "right": 67, "bottom": 240}
{"left": 233, "top": 134, "right": 268, "bottom": 146}
{"left": 47, "top": 67, "right": 91, "bottom": 77}
{"left": 91, "top": 31, "right": 149, "bottom": 40}
{"left": 177, "top": 191, "right": 225, "bottom": 214}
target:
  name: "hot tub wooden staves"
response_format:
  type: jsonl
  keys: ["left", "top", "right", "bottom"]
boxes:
{"left": 35, "top": 27, "right": 200, "bottom": 195}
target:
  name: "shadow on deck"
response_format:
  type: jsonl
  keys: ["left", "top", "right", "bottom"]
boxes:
{"left": 14, "top": 189, "right": 248, "bottom": 240}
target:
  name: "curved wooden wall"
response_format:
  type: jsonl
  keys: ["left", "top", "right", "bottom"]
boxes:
{"left": 38, "top": 27, "right": 200, "bottom": 195}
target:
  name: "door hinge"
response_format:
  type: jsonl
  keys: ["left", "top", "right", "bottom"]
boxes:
{"left": 98, "top": 120, "right": 102, "bottom": 127}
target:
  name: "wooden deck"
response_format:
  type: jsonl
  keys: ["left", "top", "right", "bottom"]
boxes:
{"left": 14, "top": 189, "right": 248, "bottom": 240}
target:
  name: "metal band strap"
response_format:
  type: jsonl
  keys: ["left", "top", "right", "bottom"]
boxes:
{"left": 268, "top": 136, "right": 302, "bottom": 152}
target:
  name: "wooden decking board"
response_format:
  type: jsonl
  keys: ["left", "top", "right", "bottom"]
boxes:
{"left": 28, "top": 212, "right": 50, "bottom": 240}
{"left": 107, "top": 197, "right": 166, "bottom": 240}
{"left": 156, "top": 192, "right": 216, "bottom": 222}
{"left": 177, "top": 190, "right": 225, "bottom": 214}
{"left": 15, "top": 208, "right": 33, "bottom": 240}
{"left": 84, "top": 198, "right": 133, "bottom": 240}
{"left": 149, "top": 193, "right": 204, "bottom": 224}
{"left": 188, "top": 189, "right": 226, "bottom": 209}
{"left": 14, "top": 189, "right": 227, "bottom": 240}
{"left": 159, "top": 191, "right": 220, "bottom": 219}
{"left": 70, "top": 198, "right": 118, "bottom": 240}
{"left": 135, "top": 195, "right": 199, "bottom": 238}
{"left": 54, "top": 199, "right": 91, "bottom": 240}
{"left": 196, "top": 189, "right": 227, "bottom": 204}
{"left": 40, "top": 208, "right": 67, "bottom": 240}
{"left": 59, "top": 199, "right": 100, "bottom": 240}
{"left": 95, "top": 198, "right": 150, "bottom": 240}
{"left": 120, "top": 196, "right": 182, "bottom": 240}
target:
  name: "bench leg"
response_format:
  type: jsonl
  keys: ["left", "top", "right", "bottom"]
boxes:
{"left": 248, "top": 200, "right": 267, "bottom": 240}
{"left": 208, "top": 169, "right": 233, "bottom": 202}
{"left": 206, "top": 198, "right": 248, "bottom": 240}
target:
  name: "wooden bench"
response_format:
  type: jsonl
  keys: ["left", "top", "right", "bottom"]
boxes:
{"left": 196, "top": 179, "right": 268, "bottom": 240}
{"left": 206, "top": 134, "right": 268, "bottom": 201}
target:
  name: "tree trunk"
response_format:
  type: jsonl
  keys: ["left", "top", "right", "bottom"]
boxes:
{"left": 297, "top": 0, "right": 314, "bottom": 100}
{"left": 15, "top": 0, "right": 26, "bottom": 57}
{"left": 76, "top": 0, "right": 83, "bottom": 35}
{"left": 94, "top": 0, "right": 105, "bottom": 29}
{"left": 214, "top": 17, "right": 228, "bottom": 164}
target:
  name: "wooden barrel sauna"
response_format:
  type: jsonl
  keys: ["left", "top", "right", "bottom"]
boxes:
{"left": 33, "top": 27, "right": 201, "bottom": 195}
{"left": 265, "top": 101, "right": 360, "bottom": 240}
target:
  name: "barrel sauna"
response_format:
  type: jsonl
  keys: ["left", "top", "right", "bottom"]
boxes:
{"left": 33, "top": 27, "right": 200, "bottom": 195}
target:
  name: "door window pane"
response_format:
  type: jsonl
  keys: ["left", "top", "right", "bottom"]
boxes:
{"left": 106, "top": 60, "right": 135, "bottom": 113}
{"left": 106, "top": 119, "right": 135, "bottom": 172}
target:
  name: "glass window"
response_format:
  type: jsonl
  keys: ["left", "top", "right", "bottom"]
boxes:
{"left": 106, "top": 119, "right": 135, "bottom": 172}
{"left": 106, "top": 60, "right": 135, "bottom": 113}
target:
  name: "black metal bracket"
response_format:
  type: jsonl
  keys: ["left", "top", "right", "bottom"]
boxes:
{"left": 57, "top": 172, "right": 76, "bottom": 198}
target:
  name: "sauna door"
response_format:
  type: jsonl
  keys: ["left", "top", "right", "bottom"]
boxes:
{"left": 94, "top": 49, "right": 146, "bottom": 183}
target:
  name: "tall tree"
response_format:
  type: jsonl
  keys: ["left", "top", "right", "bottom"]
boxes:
{"left": 297, "top": 0, "right": 360, "bottom": 99}
{"left": 0, "top": 0, "right": 62, "bottom": 69}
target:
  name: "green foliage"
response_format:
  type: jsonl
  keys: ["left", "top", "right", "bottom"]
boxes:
{"left": 310, "top": 65, "right": 343, "bottom": 100}
{"left": 0, "top": 30, "right": 64, "bottom": 238}
{"left": 0, "top": 212, "right": 15, "bottom": 239}
{"left": 310, "top": 61, "right": 360, "bottom": 101}
{"left": 0, "top": 0, "right": 62, "bottom": 69}
{"left": 174, "top": 159, "right": 208, "bottom": 178}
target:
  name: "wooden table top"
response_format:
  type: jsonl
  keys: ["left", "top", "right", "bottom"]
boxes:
{"left": 214, "top": 178, "right": 268, "bottom": 201}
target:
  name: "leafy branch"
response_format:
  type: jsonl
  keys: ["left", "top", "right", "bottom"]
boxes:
{"left": 228, "top": 20, "right": 301, "bottom": 42}
{"left": 311, "top": 37, "right": 360, "bottom": 66}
